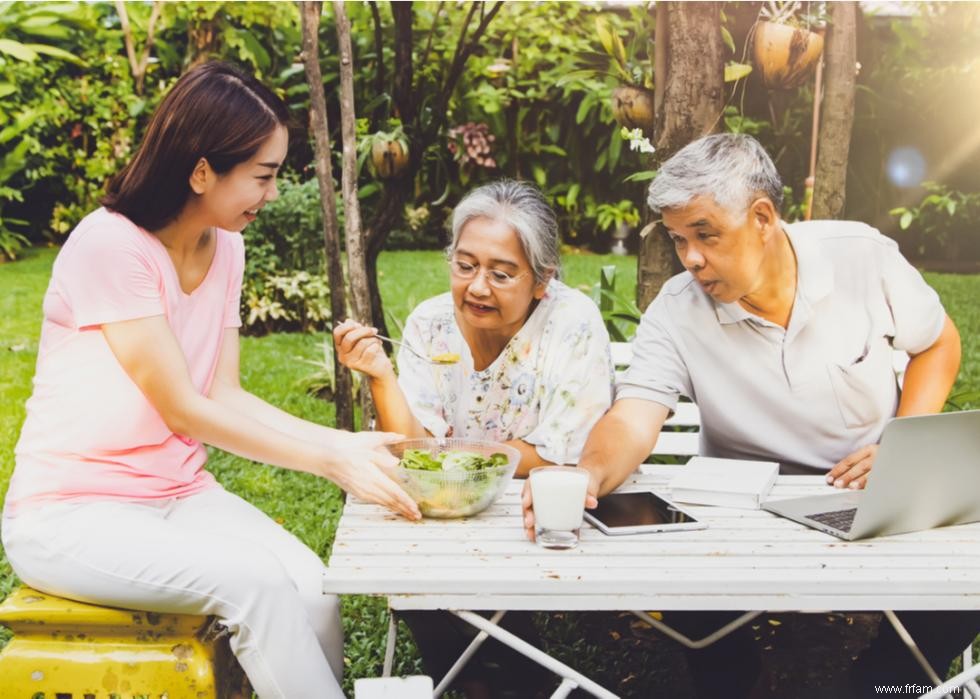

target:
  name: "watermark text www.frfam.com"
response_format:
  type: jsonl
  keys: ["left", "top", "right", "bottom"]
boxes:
{"left": 874, "top": 684, "right": 957, "bottom": 695}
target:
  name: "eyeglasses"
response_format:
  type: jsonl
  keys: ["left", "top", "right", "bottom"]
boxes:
{"left": 448, "top": 258, "right": 529, "bottom": 289}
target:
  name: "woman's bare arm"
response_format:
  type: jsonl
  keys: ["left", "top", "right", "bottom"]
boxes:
{"left": 102, "top": 316, "right": 419, "bottom": 519}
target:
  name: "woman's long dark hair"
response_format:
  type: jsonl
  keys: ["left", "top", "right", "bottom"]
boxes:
{"left": 103, "top": 61, "right": 289, "bottom": 232}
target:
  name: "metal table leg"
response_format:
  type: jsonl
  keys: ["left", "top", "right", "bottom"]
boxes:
{"left": 450, "top": 609, "right": 620, "bottom": 699}
{"left": 551, "top": 678, "right": 583, "bottom": 698}
{"left": 919, "top": 660, "right": 980, "bottom": 699}
{"left": 433, "top": 610, "right": 507, "bottom": 697}
{"left": 382, "top": 610, "right": 398, "bottom": 677}
{"left": 630, "top": 610, "right": 763, "bottom": 649}
{"left": 884, "top": 610, "right": 943, "bottom": 686}
{"left": 965, "top": 643, "right": 979, "bottom": 699}
{"left": 886, "top": 611, "right": 980, "bottom": 699}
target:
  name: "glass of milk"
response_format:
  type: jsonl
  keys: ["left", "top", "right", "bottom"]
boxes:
{"left": 528, "top": 466, "right": 590, "bottom": 549}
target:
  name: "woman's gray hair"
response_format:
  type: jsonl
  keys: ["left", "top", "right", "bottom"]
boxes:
{"left": 647, "top": 133, "right": 784, "bottom": 214}
{"left": 448, "top": 179, "right": 561, "bottom": 283}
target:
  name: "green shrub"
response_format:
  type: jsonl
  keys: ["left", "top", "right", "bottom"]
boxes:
{"left": 242, "top": 178, "right": 325, "bottom": 274}
{"left": 890, "top": 183, "right": 980, "bottom": 261}
{"left": 0, "top": 3, "right": 108, "bottom": 255}
{"left": 241, "top": 270, "right": 331, "bottom": 336}
{"left": 237, "top": 178, "right": 334, "bottom": 335}
{"left": 0, "top": 3, "right": 159, "bottom": 244}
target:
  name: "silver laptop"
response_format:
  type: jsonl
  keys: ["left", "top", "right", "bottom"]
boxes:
{"left": 763, "top": 410, "right": 980, "bottom": 540}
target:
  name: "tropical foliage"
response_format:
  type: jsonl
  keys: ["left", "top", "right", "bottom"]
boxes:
{"left": 890, "top": 183, "right": 980, "bottom": 261}
{"left": 1, "top": 2, "right": 977, "bottom": 272}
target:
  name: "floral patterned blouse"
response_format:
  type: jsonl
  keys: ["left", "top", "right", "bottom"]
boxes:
{"left": 397, "top": 279, "right": 614, "bottom": 465}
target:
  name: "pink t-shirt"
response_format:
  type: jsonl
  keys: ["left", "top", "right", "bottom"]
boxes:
{"left": 4, "top": 208, "right": 244, "bottom": 516}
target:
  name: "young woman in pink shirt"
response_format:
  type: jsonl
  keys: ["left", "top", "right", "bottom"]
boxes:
{"left": 2, "top": 62, "right": 419, "bottom": 699}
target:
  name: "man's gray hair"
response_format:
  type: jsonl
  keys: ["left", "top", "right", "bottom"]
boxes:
{"left": 449, "top": 179, "right": 561, "bottom": 283}
{"left": 647, "top": 133, "right": 784, "bottom": 214}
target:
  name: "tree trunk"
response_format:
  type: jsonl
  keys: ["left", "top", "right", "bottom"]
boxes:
{"left": 115, "top": 0, "right": 163, "bottom": 95}
{"left": 334, "top": 0, "right": 371, "bottom": 326}
{"left": 367, "top": 1, "right": 387, "bottom": 130}
{"left": 637, "top": 1, "right": 725, "bottom": 311}
{"left": 653, "top": 1, "right": 667, "bottom": 118}
{"left": 361, "top": 1, "right": 416, "bottom": 340}
{"left": 186, "top": 5, "right": 219, "bottom": 67}
{"left": 365, "top": 183, "right": 408, "bottom": 339}
{"left": 506, "top": 37, "right": 520, "bottom": 178}
{"left": 812, "top": 1, "right": 857, "bottom": 220}
{"left": 334, "top": 0, "right": 376, "bottom": 426}
{"left": 656, "top": 3, "right": 726, "bottom": 152}
{"left": 362, "top": 2, "right": 503, "bottom": 339}
{"left": 300, "top": 0, "right": 355, "bottom": 431}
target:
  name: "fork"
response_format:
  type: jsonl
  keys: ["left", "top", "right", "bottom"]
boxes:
{"left": 374, "top": 333, "right": 458, "bottom": 365}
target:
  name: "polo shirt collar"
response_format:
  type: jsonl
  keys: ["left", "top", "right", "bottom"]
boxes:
{"left": 712, "top": 221, "right": 834, "bottom": 326}
{"left": 715, "top": 298, "right": 751, "bottom": 325}
{"left": 785, "top": 222, "right": 834, "bottom": 307}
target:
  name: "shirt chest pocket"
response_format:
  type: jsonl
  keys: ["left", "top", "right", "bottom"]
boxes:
{"left": 827, "top": 339, "right": 898, "bottom": 429}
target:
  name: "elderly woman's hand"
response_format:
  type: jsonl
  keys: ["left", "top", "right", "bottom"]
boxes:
{"left": 333, "top": 319, "right": 395, "bottom": 380}
{"left": 826, "top": 444, "right": 878, "bottom": 490}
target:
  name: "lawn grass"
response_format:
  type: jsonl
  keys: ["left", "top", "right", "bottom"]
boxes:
{"left": 925, "top": 272, "right": 980, "bottom": 406}
{"left": 0, "top": 249, "right": 57, "bottom": 611}
{"left": 1, "top": 248, "right": 977, "bottom": 695}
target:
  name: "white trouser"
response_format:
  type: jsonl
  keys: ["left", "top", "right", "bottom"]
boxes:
{"left": 1, "top": 486, "right": 344, "bottom": 699}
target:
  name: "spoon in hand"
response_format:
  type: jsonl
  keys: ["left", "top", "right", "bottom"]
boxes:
{"left": 374, "top": 333, "right": 460, "bottom": 365}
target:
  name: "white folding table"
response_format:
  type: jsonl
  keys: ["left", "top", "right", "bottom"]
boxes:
{"left": 324, "top": 467, "right": 980, "bottom": 698}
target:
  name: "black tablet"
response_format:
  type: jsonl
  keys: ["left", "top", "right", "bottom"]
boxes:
{"left": 583, "top": 490, "right": 706, "bottom": 535}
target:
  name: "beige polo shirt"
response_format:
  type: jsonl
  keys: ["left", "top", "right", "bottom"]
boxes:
{"left": 617, "top": 220, "right": 946, "bottom": 471}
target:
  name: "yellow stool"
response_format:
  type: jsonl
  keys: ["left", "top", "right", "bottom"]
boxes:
{"left": 0, "top": 586, "right": 248, "bottom": 698}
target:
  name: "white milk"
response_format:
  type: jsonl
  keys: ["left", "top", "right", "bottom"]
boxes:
{"left": 530, "top": 468, "right": 589, "bottom": 530}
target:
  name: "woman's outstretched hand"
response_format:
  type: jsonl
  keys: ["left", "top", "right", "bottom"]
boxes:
{"left": 323, "top": 441, "right": 421, "bottom": 521}
{"left": 344, "top": 430, "right": 405, "bottom": 454}
{"left": 333, "top": 319, "right": 394, "bottom": 380}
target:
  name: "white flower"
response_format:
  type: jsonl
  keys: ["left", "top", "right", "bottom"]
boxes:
{"left": 620, "top": 126, "right": 655, "bottom": 154}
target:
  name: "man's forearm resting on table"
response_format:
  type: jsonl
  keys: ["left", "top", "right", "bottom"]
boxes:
{"left": 898, "top": 315, "right": 961, "bottom": 416}
{"left": 579, "top": 399, "right": 667, "bottom": 496}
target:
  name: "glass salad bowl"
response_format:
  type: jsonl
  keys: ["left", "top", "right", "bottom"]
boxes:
{"left": 385, "top": 438, "right": 520, "bottom": 518}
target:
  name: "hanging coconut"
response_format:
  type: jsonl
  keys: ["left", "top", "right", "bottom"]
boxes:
{"left": 611, "top": 85, "right": 655, "bottom": 132}
{"left": 370, "top": 138, "right": 409, "bottom": 179}
{"left": 752, "top": 21, "right": 824, "bottom": 90}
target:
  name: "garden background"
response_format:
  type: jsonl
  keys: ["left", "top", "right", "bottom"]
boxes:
{"left": 1, "top": 1, "right": 979, "bottom": 697}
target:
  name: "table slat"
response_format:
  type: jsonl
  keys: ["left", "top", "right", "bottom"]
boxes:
{"left": 326, "top": 471, "right": 980, "bottom": 610}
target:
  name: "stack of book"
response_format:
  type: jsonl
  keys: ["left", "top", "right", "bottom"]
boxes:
{"left": 669, "top": 457, "right": 779, "bottom": 509}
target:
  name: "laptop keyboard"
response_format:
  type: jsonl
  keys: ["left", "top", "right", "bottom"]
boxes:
{"left": 806, "top": 508, "right": 858, "bottom": 532}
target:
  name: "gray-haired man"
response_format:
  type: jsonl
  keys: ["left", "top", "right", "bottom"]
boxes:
{"left": 523, "top": 133, "right": 976, "bottom": 697}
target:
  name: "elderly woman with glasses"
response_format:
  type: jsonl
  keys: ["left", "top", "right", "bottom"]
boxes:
{"left": 334, "top": 179, "right": 614, "bottom": 697}
{"left": 335, "top": 179, "right": 613, "bottom": 477}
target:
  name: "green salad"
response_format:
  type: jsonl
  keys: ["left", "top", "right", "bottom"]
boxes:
{"left": 396, "top": 448, "right": 512, "bottom": 517}
{"left": 398, "top": 448, "right": 509, "bottom": 472}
